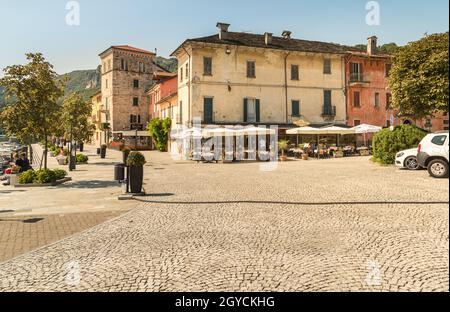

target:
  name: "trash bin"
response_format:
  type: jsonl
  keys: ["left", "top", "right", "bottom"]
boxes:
{"left": 114, "top": 163, "right": 125, "bottom": 181}
{"left": 96, "top": 148, "right": 101, "bottom": 155}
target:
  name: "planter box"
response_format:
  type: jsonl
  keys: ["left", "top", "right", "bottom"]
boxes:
{"left": 14, "top": 177, "right": 72, "bottom": 188}
{"left": 57, "top": 157, "right": 67, "bottom": 165}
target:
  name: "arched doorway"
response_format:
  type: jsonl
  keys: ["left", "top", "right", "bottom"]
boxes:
{"left": 403, "top": 119, "right": 413, "bottom": 125}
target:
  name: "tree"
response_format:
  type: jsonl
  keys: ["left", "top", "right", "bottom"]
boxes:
{"left": 147, "top": 118, "right": 172, "bottom": 152}
{"left": 60, "top": 93, "right": 95, "bottom": 168}
{"left": 389, "top": 33, "right": 449, "bottom": 119}
{"left": 353, "top": 43, "right": 399, "bottom": 54}
{"left": 0, "top": 53, "right": 64, "bottom": 169}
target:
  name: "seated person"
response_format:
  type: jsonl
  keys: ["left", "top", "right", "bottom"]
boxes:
{"left": 20, "top": 152, "right": 32, "bottom": 171}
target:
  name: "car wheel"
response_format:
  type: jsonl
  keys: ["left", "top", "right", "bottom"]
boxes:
{"left": 404, "top": 156, "right": 420, "bottom": 170}
{"left": 428, "top": 159, "right": 449, "bottom": 179}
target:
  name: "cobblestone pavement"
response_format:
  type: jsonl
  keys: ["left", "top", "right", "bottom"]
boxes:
{"left": 0, "top": 154, "right": 448, "bottom": 292}
{"left": 0, "top": 211, "right": 128, "bottom": 263}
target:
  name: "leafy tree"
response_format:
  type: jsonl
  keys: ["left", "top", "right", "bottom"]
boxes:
{"left": 0, "top": 53, "right": 64, "bottom": 169}
{"left": 147, "top": 118, "right": 172, "bottom": 152}
{"left": 353, "top": 43, "right": 399, "bottom": 54}
{"left": 389, "top": 32, "right": 449, "bottom": 119}
{"left": 60, "top": 92, "right": 95, "bottom": 144}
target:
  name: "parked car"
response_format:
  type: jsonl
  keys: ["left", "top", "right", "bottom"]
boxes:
{"left": 417, "top": 131, "right": 449, "bottom": 178}
{"left": 395, "top": 148, "right": 421, "bottom": 170}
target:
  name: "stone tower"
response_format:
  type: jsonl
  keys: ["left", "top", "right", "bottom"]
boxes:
{"left": 99, "top": 45, "right": 155, "bottom": 141}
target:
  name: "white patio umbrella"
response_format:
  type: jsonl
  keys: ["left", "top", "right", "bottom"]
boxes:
{"left": 352, "top": 124, "right": 382, "bottom": 146}
{"left": 239, "top": 126, "right": 276, "bottom": 135}
{"left": 319, "top": 126, "right": 356, "bottom": 146}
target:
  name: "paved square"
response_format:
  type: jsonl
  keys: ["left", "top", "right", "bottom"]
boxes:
{"left": 0, "top": 154, "right": 448, "bottom": 292}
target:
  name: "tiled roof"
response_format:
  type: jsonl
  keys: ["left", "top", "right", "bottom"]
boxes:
{"left": 100, "top": 45, "right": 156, "bottom": 56}
{"left": 173, "top": 32, "right": 365, "bottom": 55}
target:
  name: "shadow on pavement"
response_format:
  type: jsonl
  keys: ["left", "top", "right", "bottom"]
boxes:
{"left": 59, "top": 180, "right": 120, "bottom": 189}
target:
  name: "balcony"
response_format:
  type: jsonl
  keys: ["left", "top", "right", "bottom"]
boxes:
{"left": 349, "top": 73, "right": 370, "bottom": 85}
{"left": 322, "top": 106, "right": 337, "bottom": 118}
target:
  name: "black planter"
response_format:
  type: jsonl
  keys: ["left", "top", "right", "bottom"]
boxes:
{"left": 100, "top": 147, "right": 107, "bottom": 159}
{"left": 129, "top": 165, "right": 143, "bottom": 194}
{"left": 96, "top": 148, "right": 101, "bottom": 155}
{"left": 79, "top": 143, "right": 84, "bottom": 152}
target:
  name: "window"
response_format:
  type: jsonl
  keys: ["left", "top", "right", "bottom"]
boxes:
{"left": 203, "top": 97, "right": 214, "bottom": 124}
{"left": 375, "top": 92, "right": 380, "bottom": 107}
{"left": 247, "top": 61, "right": 256, "bottom": 78}
{"left": 385, "top": 64, "right": 392, "bottom": 77}
{"left": 354, "top": 120, "right": 361, "bottom": 127}
{"left": 386, "top": 93, "right": 392, "bottom": 109}
{"left": 138, "top": 62, "right": 145, "bottom": 73}
{"left": 105, "top": 97, "right": 109, "bottom": 110}
{"left": 133, "top": 80, "right": 139, "bottom": 88}
{"left": 291, "top": 100, "right": 300, "bottom": 117}
{"left": 130, "top": 114, "right": 138, "bottom": 124}
{"left": 244, "top": 98, "right": 260, "bottom": 123}
{"left": 121, "top": 59, "right": 128, "bottom": 71}
{"left": 133, "top": 97, "right": 139, "bottom": 107}
{"left": 431, "top": 135, "right": 447, "bottom": 146}
{"left": 323, "top": 59, "right": 331, "bottom": 74}
{"left": 444, "top": 120, "right": 449, "bottom": 125}
{"left": 105, "top": 79, "right": 108, "bottom": 89}
{"left": 185, "top": 63, "right": 189, "bottom": 78}
{"left": 180, "top": 67, "right": 183, "bottom": 82}
{"left": 203, "top": 57, "right": 212, "bottom": 75}
{"left": 353, "top": 91, "right": 361, "bottom": 107}
{"left": 108, "top": 60, "right": 111, "bottom": 71}
{"left": 103, "top": 63, "right": 106, "bottom": 73}
{"left": 291, "top": 65, "right": 299, "bottom": 80}
{"left": 350, "top": 62, "right": 363, "bottom": 81}
{"left": 179, "top": 101, "right": 183, "bottom": 123}
{"left": 323, "top": 90, "right": 333, "bottom": 115}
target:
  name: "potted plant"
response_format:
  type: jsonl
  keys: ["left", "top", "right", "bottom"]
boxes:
{"left": 126, "top": 151, "right": 146, "bottom": 194}
{"left": 278, "top": 140, "right": 289, "bottom": 161}
{"left": 100, "top": 144, "right": 107, "bottom": 159}
{"left": 122, "top": 147, "right": 131, "bottom": 164}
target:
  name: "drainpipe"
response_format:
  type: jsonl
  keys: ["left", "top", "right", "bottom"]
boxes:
{"left": 284, "top": 52, "right": 291, "bottom": 124}
{"left": 343, "top": 53, "right": 351, "bottom": 126}
{"left": 182, "top": 46, "right": 192, "bottom": 127}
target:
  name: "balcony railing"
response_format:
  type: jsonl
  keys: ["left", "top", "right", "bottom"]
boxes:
{"left": 322, "top": 105, "right": 337, "bottom": 117}
{"left": 349, "top": 73, "right": 370, "bottom": 83}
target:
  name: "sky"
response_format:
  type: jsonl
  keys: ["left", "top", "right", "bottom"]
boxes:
{"left": 0, "top": 0, "right": 448, "bottom": 75}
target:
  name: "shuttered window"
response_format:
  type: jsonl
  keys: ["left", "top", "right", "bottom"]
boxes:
{"left": 247, "top": 61, "right": 256, "bottom": 78}
{"left": 244, "top": 98, "right": 260, "bottom": 123}
{"left": 291, "top": 65, "right": 299, "bottom": 80}
{"left": 323, "top": 59, "right": 331, "bottom": 74}
{"left": 375, "top": 92, "right": 380, "bottom": 107}
{"left": 292, "top": 100, "right": 300, "bottom": 117}
{"left": 353, "top": 91, "right": 361, "bottom": 107}
{"left": 133, "top": 97, "right": 139, "bottom": 107}
{"left": 203, "top": 97, "right": 213, "bottom": 124}
{"left": 204, "top": 57, "right": 212, "bottom": 75}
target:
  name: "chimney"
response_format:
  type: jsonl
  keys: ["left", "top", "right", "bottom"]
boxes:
{"left": 282, "top": 30, "right": 292, "bottom": 39}
{"left": 265, "top": 32, "right": 273, "bottom": 45}
{"left": 367, "top": 36, "right": 378, "bottom": 55}
{"left": 217, "top": 22, "right": 230, "bottom": 40}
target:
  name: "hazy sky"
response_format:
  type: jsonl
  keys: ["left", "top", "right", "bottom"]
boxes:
{"left": 0, "top": 0, "right": 448, "bottom": 75}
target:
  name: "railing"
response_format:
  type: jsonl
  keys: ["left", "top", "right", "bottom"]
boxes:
{"left": 349, "top": 73, "right": 370, "bottom": 83}
{"left": 322, "top": 105, "right": 337, "bottom": 117}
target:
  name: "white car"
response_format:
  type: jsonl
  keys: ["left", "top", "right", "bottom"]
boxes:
{"left": 417, "top": 131, "right": 449, "bottom": 178}
{"left": 395, "top": 148, "right": 421, "bottom": 170}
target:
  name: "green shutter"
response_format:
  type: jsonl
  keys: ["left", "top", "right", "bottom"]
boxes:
{"left": 203, "top": 98, "right": 213, "bottom": 124}
{"left": 243, "top": 98, "right": 248, "bottom": 122}
{"left": 255, "top": 99, "right": 260, "bottom": 123}
{"left": 292, "top": 100, "right": 300, "bottom": 116}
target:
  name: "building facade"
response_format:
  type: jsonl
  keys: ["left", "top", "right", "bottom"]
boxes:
{"left": 89, "top": 91, "right": 108, "bottom": 147}
{"left": 346, "top": 36, "right": 449, "bottom": 132}
{"left": 171, "top": 23, "right": 354, "bottom": 132}
{"left": 148, "top": 73, "right": 178, "bottom": 124}
{"left": 99, "top": 45, "right": 156, "bottom": 148}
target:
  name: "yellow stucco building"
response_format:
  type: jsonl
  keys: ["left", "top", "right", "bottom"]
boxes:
{"left": 171, "top": 23, "right": 353, "bottom": 131}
